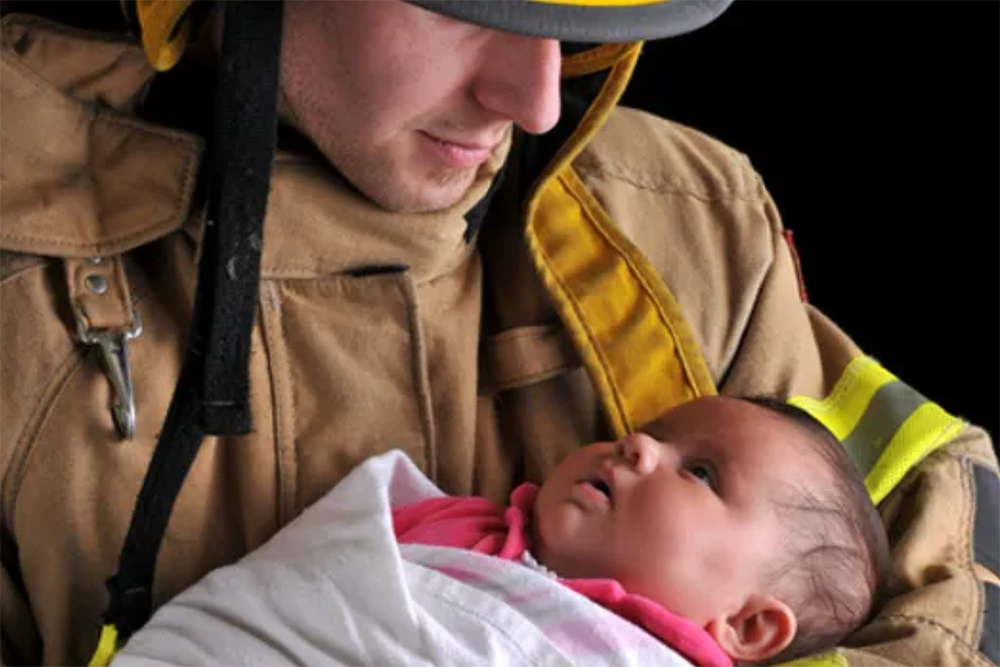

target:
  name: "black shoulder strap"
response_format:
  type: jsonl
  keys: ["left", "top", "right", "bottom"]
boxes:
{"left": 101, "top": 0, "right": 283, "bottom": 642}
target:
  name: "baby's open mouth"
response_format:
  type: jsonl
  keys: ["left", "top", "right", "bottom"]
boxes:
{"left": 586, "top": 477, "right": 612, "bottom": 500}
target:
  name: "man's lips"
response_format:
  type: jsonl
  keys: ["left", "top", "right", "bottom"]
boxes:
{"left": 419, "top": 131, "right": 499, "bottom": 169}
{"left": 424, "top": 133, "right": 497, "bottom": 152}
{"left": 418, "top": 131, "right": 498, "bottom": 168}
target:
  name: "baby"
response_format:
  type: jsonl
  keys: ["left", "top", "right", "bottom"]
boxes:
{"left": 112, "top": 395, "right": 890, "bottom": 667}
{"left": 392, "top": 395, "right": 892, "bottom": 665}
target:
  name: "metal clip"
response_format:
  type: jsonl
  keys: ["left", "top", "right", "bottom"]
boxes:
{"left": 77, "top": 314, "right": 143, "bottom": 439}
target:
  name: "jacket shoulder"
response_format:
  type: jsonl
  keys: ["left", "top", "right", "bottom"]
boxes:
{"left": 576, "top": 106, "right": 764, "bottom": 203}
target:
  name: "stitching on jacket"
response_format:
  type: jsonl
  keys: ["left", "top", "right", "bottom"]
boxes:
{"left": 575, "top": 109, "right": 763, "bottom": 202}
{"left": 1, "top": 281, "right": 152, "bottom": 532}
{"left": 713, "top": 249, "right": 769, "bottom": 392}
{"left": 2, "top": 348, "right": 86, "bottom": 534}
{"left": 870, "top": 614, "right": 995, "bottom": 667}
{"left": 572, "top": 158, "right": 762, "bottom": 204}
{"left": 0, "top": 92, "right": 201, "bottom": 253}
{"left": 488, "top": 366, "right": 575, "bottom": 395}
{"left": 0, "top": 255, "right": 50, "bottom": 286}
{"left": 396, "top": 275, "right": 437, "bottom": 484}
{"left": 270, "top": 282, "right": 298, "bottom": 528}
{"left": 960, "top": 456, "right": 981, "bottom": 641}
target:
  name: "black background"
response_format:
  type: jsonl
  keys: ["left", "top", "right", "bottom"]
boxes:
{"left": 7, "top": 1, "right": 997, "bottom": 447}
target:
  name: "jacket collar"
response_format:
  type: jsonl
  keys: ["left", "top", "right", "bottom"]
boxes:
{"left": 0, "top": 14, "right": 202, "bottom": 259}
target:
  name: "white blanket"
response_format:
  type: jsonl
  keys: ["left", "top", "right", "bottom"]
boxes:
{"left": 112, "top": 451, "right": 694, "bottom": 667}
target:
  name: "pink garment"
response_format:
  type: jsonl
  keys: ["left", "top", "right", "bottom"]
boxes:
{"left": 392, "top": 484, "right": 733, "bottom": 667}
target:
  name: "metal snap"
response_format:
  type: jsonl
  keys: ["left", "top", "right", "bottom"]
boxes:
{"left": 85, "top": 257, "right": 104, "bottom": 265}
{"left": 85, "top": 274, "right": 109, "bottom": 295}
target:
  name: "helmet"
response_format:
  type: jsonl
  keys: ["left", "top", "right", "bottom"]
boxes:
{"left": 411, "top": 0, "right": 732, "bottom": 42}
{"left": 131, "top": 0, "right": 733, "bottom": 71}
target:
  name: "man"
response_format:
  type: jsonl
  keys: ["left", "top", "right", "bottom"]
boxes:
{"left": 0, "top": 1, "right": 996, "bottom": 666}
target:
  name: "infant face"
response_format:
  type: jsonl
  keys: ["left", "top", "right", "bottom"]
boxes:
{"left": 532, "top": 396, "right": 830, "bottom": 626}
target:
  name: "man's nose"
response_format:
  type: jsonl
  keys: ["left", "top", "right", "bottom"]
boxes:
{"left": 472, "top": 35, "right": 562, "bottom": 135}
{"left": 617, "top": 433, "right": 660, "bottom": 476}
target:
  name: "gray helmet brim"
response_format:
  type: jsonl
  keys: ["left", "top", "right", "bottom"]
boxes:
{"left": 408, "top": 0, "right": 734, "bottom": 43}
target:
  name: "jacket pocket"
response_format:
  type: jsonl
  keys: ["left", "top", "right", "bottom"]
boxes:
{"left": 276, "top": 268, "right": 435, "bottom": 511}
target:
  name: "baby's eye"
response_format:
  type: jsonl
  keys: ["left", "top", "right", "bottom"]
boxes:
{"left": 682, "top": 462, "right": 717, "bottom": 490}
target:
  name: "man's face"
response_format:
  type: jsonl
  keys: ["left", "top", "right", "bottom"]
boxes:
{"left": 533, "top": 396, "right": 827, "bottom": 626}
{"left": 278, "top": 0, "right": 562, "bottom": 213}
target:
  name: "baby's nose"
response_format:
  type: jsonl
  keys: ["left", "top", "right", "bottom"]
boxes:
{"left": 617, "top": 432, "right": 660, "bottom": 475}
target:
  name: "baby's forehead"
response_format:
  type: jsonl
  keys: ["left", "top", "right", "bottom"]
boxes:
{"left": 647, "top": 397, "right": 837, "bottom": 475}
{"left": 647, "top": 396, "right": 813, "bottom": 445}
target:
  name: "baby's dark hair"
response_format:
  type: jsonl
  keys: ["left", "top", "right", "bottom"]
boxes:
{"left": 740, "top": 396, "right": 892, "bottom": 664}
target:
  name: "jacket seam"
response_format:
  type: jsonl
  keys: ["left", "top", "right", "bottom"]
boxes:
{"left": 713, "top": 255, "right": 769, "bottom": 392}
{"left": 868, "top": 613, "right": 994, "bottom": 667}
{"left": 960, "top": 456, "right": 982, "bottom": 642}
{"left": 261, "top": 281, "right": 296, "bottom": 527}
{"left": 577, "top": 165, "right": 764, "bottom": 203}
{"left": 573, "top": 155, "right": 762, "bottom": 203}
{"left": 2, "top": 348, "right": 86, "bottom": 534}
{"left": 0, "top": 257, "right": 51, "bottom": 286}
{"left": 396, "top": 275, "right": 437, "bottom": 484}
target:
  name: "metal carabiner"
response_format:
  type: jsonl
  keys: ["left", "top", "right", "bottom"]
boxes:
{"left": 77, "top": 314, "right": 143, "bottom": 440}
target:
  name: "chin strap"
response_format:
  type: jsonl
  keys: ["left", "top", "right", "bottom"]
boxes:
{"left": 91, "top": 1, "right": 284, "bottom": 661}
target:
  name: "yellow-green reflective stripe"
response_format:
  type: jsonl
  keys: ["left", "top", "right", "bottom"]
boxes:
{"left": 790, "top": 356, "right": 964, "bottom": 505}
{"left": 866, "top": 400, "right": 964, "bottom": 505}
{"left": 840, "top": 380, "right": 925, "bottom": 476}
{"left": 789, "top": 357, "right": 896, "bottom": 442}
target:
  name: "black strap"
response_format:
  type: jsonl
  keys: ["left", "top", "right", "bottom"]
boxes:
{"left": 102, "top": 0, "right": 283, "bottom": 642}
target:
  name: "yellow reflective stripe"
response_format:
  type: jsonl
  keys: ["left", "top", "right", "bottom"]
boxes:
{"left": 136, "top": 0, "right": 195, "bottom": 72}
{"left": 529, "top": 169, "right": 716, "bottom": 437}
{"left": 790, "top": 356, "right": 965, "bottom": 505}
{"left": 773, "top": 653, "right": 848, "bottom": 667}
{"left": 840, "top": 380, "right": 925, "bottom": 478}
{"left": 525, "top": 39, "right": 713, "bottom": 438}
{"left": 532, "top": 0, "right": 667, "bottom": 6}
{"left": 789, "top": 356, "right": 897, "bottom": 441}
{"left": 867, "top": 400, "right": 965, "bottom": 505}
{"left": 87, "top": 624, "right": 119, "bottom": 667}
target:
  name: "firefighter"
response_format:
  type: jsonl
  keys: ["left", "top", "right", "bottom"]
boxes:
{"left": 0, "top": 2, "right": 995, "bottom": 666}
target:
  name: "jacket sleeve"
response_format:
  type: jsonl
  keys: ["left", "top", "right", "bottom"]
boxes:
{"left": 717, "top": 181, "right": 1000, "bottom": 667}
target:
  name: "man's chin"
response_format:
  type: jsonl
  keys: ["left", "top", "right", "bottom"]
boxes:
{"left": 378, "top": 174, "right": 480, "bottom": 214}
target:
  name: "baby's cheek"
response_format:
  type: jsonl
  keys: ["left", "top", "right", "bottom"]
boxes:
{"left": 535, "top": 499, "right": 579, "bottom": 550}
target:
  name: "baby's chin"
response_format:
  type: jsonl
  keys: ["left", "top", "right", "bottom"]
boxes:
{"left": 531, "top": 510, "right": 587, "bottom": 573}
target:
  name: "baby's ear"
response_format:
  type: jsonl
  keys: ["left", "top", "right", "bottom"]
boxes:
{"left": 705, "top": 595, "right": 796, "bottom": 664}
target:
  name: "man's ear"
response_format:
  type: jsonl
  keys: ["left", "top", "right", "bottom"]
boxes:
{"left": 705, "top": 595, "right": 797, "bottom": 664}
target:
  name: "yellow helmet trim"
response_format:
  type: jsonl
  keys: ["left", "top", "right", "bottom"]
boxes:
{"left": 136, "top": 0, "right": 195, "bottom": 72}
